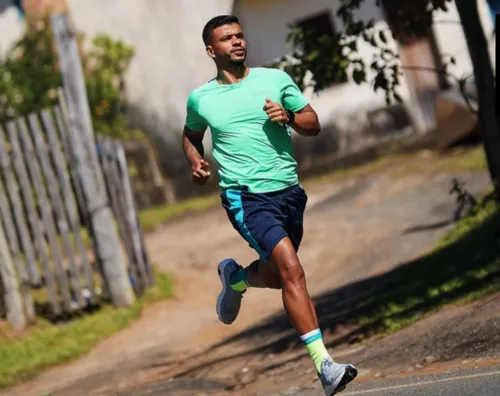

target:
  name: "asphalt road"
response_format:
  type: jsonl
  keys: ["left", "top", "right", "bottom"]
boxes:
{"left": 268, "top": 366, "right": 500, "bottom": 396}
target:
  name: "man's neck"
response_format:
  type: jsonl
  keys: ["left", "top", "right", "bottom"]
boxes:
{"left": 216, "top": 65, "right": 249, "bottom": 85}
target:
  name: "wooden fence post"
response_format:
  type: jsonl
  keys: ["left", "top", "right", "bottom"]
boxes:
{"left": 98, "top": 136, "right": 142, "bottom": 294}
{"left": 0, "top": 218, "right": 25, "bottom": 331}
{"left": 51, "top": 13, "right": 135, "bottom": 307}
{"left": 115, "top": 141, "right": 154, "bottom": 286}
{"left": 53, "top": 104, "right": 88, "bottom": 222}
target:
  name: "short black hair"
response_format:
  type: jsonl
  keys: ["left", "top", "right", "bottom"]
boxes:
{"left": 202, "top": 15, "right": 240, "bottom": 46}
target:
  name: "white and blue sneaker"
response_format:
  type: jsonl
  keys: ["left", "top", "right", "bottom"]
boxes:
{"left": 216, "top": 258, "right": 244, "bottom": 325}
{"left": 319, "top": 357, "right": 358, "bottom": 395}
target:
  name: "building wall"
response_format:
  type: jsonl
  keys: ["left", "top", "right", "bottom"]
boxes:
{"left": 0, "top": 0, "right": 24, "bottom": 57}
{"left": 233, "top": 0, "right": 416, "bottom": 171}
{"left": 234, "top": 0, "right": 495, "bottom": 138}
{"left": 66, "top": 0, "right": 234, "bottom": 176}
{"left": 432, "top": 0, "right": 495, "bottom": 87}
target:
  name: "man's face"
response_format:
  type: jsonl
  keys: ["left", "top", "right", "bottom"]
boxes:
{"left": 207, "top": 23, "right": 247, "bottom": 65}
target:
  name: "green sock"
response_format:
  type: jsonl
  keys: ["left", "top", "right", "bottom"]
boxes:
{"left": 300, "top": 329, "right": 331, "bottom": 373}
{"left": 230, "top": 268, "right": 249, "bottom": 292}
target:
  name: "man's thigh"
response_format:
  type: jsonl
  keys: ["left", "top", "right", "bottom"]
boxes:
{"left": 221, "top": 188, "right": 288, "bottom": 263}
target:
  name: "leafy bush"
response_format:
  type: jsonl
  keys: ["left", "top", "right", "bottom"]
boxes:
{"left": 0, "top": 19, "right": 60, "bottom": 120}
{"left": 0, "top": 18, "right": 144, "bottom": 140}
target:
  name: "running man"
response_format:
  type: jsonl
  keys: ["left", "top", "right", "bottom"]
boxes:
{"left": 182, "top": 15, "right": 358, "bottom": 395}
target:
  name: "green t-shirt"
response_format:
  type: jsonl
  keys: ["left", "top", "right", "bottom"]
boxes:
{"left": 184, "top": 67, "right": 308, "bottom": 193}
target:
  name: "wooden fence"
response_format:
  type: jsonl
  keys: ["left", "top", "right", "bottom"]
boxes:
{"left": 0, "top": 101, "right": 153, "bottom": 329}
{"left": 0, "top": 13, "right": 154, "bottom": 330}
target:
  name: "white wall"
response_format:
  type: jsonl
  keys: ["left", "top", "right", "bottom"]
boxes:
{"left": 230, "top": 0, "right": 418, "bottom": 177}
{"left": 234, "top": 0, "right": 496, "bottom": 135}
{"left": 432, "top": 0, "right": 495, "bottom": 89}
{"left": 0, "top": 1, "right": 24, "bottom": 57}
{"left": 67, "top": 0, "right": 233, "bottom": 144}
{"left": 233, "top": 0, "right": 414, "bottom": 133}
{"left": 0, "top": 0, "right": 234, "bottom": 139}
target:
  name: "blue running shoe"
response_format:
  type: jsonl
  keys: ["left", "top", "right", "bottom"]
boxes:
{"left": 216, "top": 258, "right": 244, "bottom": 325}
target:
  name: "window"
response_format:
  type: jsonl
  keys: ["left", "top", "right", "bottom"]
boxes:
{"left": 292, "top": 10, "right": 348, "bottom": 86}
{"left": 295, "top": 10, "right": 336, "bottom": 40}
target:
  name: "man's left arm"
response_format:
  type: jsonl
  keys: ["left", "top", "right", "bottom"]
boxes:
{"left": 287, "top": 104, "right": 321, "bottom": 137}
{"left": 279, "top": 71, "right": 321, "bottom": 137}
{"left": 264, "top": 99, "right": 321, "bottom": 137}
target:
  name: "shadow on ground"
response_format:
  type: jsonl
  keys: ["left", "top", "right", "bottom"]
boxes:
{"left": 164, "top": 206, "right": 500, "bottom": 380}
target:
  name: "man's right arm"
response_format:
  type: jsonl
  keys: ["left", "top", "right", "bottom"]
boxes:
{"left": 182, "top": 125, "right": 205, "bottom": 164}
{"left": 183, "top": 92, "right": 211, "bottom": 184}
{"left": 182, "top": 126, "right": 211, "bottom": 184}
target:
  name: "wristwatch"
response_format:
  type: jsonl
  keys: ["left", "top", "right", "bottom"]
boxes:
{"left": 286, "top": 109, "right": 295, "bottom": 125}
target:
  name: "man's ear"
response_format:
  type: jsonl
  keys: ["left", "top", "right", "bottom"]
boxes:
{"left": 206, "top": 45, "right": 215, "bottom": 59}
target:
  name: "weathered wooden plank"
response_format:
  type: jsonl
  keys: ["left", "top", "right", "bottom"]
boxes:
{"left": 29, "top": 112, "right": 85, "bottom": 309}
{"left": 115, "top": 141, "right": 153, "bottom": 287}
{"left": 42, "top": 108, "right": 96, "bottom": 305}
{"left": 0, "top": 178, "right": 28, "bottom": 283}
{"left": 53, "top": 102, "right": 88, "bottom": 223}
{"left": 17, "top": 117, "right": 74, "bottom": 313}
{"left": 6, "top": 122, "right": 61, "bottom": 316}
{"left": 51, "top": 13, "right": 135, "bottom": 307}
{"left": 0, "top": 179, "right": 36, "bottom": 323}
{"left": 0, "top": 125, "right": 40, "bottom": 286}
{"left": 0, "top": 127, "right": 36, "bottom": 322}
{"left": 98, "top": 137, "right": 140, "bottom": 294}
{"left": 55, "top": 102, "right": 103, "bottom": 301}
{"left": 0, "top": 220, "right": 26, "bottom": 331}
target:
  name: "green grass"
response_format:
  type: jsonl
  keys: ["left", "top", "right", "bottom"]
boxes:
{"left": 349, "top": 193, "right": 500, "bottom": 338}
{"left": 0, "top": 271, "right": 173, "bottom": 389}
{"left": 138, "top": 194, "right": 220, "bottom": 233}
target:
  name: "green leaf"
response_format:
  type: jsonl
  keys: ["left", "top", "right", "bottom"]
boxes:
{"left": 352, "top": 69, "right": 366, "bottom": 84}
{"left": 348, "top": 41, "right": 358, "bottom": 52}
{"left": 379, "top": 30, "right": 387, "bottom": 44}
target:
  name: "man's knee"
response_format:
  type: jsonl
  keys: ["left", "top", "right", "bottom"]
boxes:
{"left": 270, "top": 238, "right": 306, "bottom": 288}
{"left": 279, "top": 259, "right": 305, "bottom": 286}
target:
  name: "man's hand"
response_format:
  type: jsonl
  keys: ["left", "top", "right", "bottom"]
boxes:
{"left": 263, "top": 98, "right": 289, "bottom": 124}
{"left": 192, "top": 159, "right": 211, "bottom": 185}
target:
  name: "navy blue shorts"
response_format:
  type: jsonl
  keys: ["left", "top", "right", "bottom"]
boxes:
{"left": 221, "top": 184, "right": 308, "bottom": 263}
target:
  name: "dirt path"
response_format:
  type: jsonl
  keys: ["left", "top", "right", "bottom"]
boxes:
{"left": 1, "top": 167, "right": 493, "bottom": 396}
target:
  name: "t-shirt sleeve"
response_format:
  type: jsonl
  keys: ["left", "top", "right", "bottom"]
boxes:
{"left": 185, "top": 92, "right": 208, "bottom": 131}
{"left": 279, "top": 71, "right": 309, "bottom": 113}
